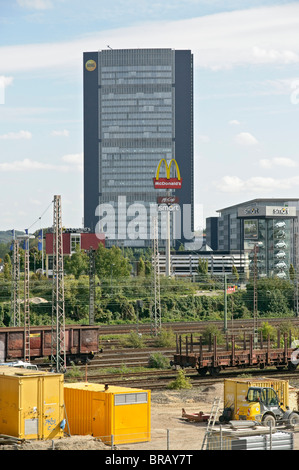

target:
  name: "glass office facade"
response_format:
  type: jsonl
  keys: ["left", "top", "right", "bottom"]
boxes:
{"left": 244, "top": 218, "right": 292, "bottom": 279}
{"left": 84, "top": 49, "right": 194, "bottom": 247}
{"left": 208, "top": 199, "right": 299, "bottom": 279}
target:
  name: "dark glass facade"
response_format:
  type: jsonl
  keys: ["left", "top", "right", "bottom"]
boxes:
{"left": 83, "top": 49, "right": 194, "bottom": 247}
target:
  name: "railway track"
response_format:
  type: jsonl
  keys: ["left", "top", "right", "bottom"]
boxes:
{"left": 36, "top": 316, "right": 299, "bottom": 391}
{"left": 65, "top": 364, "right": 299, "bottom": 391}
{"left": 99, "top": 317, "right": 299, "bottom": 336}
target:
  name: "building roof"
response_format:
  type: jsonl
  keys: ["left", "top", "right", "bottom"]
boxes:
{"left": 199, "top": 243, "right": 213, "bottom": 252}
{"left": 216, "top": 198, "right": 299, "bottom": 213}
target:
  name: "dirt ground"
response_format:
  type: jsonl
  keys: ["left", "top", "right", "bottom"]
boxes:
{"left": 1, "top": 382, "right": 299, "bottom": 451}
{"left": 123, "top": 383, "right": 299, "bottom": 451}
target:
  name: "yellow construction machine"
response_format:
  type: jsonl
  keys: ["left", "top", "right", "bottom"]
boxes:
{"left": 220, "top": 378, "right": 299, "bottom": 427}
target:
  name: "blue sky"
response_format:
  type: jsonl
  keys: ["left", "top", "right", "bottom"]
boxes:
{"left": 0, "top": 0, "right": 299, "bottom": 234}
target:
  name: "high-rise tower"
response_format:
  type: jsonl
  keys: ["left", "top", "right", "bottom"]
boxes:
{"left": 83, "top": 48, "right": 194, "bottom": 248}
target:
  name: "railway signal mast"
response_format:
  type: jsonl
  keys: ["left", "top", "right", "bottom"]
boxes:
{"left": 51, "top": 195, "right": 66, "bottom": 372}
{"left": 15, "top": 231, "right": 34, "bottom": 362}
{"left": 10, "top": 239, "right": 20, "bottom": 327}
{"left": 88, "top": 247, "right": 96, "bottom": 325}
{"left": 23, "top": 235, "right": 30, "bottom": 362}
{"left": 253, "top": 243, "right": 260, "bottom": 347}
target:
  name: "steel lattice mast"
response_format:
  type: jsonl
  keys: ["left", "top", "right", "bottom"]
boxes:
{"left": 10, "top": 239, "right": 21, "bottom": 327}
{"left": 253, "top": 243, "right": 259, "bottom": 347}
{"left": 88, "top": 248, "right": 95, "bottom": 325}
{"left": 23, "top": 237, "right": 30, "bottom": 362}
{"left": 51, "top": 195, "right": 66, "bottom": 372}
{"left": 152, "top": 216, "right": 161, "bottom": 336}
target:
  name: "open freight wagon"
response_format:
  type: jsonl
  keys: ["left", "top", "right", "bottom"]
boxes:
{"left": 0, "top": 325, "right": 101, "bottom": 365}
{"left": 172, "top": 331, "right": 299, "bottom": 376}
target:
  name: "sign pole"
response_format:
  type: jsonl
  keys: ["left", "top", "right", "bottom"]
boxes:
{"left": 166, "top": 190, "right": 171, "bottom": 277}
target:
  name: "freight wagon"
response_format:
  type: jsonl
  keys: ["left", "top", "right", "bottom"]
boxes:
{"left": 171, "top": 331, "right": 299, "bottom": 376}
{"left": 0, "top": 325, "right": 101, "bottom": 365}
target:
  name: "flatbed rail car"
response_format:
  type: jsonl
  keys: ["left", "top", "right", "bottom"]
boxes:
{"left": 171, "top": 331, "right": 299, "bottom": 376}
{"left": 0, "top": 325, "right": 101, "bottom": 365}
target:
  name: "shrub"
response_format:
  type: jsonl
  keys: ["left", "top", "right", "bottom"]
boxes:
{"left": 148, "top": 352, "right": 170, "bottom": 369}
{"left": 120, "top": 331, "right": 145, "bottom": 348}
{"left": 201, "top": 325, "right": 224, "bottom": 345}
{"left": 167, "top": 370, "right": 192, "bottom": 390}
{"left": 258, "top": 321, "right": 276, "bottom": 342}
{"left": 153, "top": 328, "right": 176, "bottom": 348}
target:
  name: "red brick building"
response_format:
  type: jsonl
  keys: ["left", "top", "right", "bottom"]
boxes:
{"left": 45, "top": 231, "right": 105, "bottom": 275}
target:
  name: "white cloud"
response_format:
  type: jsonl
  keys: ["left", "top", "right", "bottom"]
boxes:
{"left": 234, "top": 132, "right": 259, "bottom": 146}
{"left": 1, "top": 3, "right": 299, "bottom": 73}
{"left": 215, "top": 174, "right": 299, "bottom": 194}
{"left": 259, "top": 159, "right": 272, "bottom": 169}
{"left": 0, "top": 153, "right": 83, "bottom": 173}
{"left": 61, "top": 153, "right": 82, "bottom": 164}
{"left": 0, "top": 158, "right": 68, "bottom": 172}
{"left": 215, "top": 176, "right": 245, "bottom": 193}
{"left": 228, "top": 120, "right": 240, "bottom": 126}
{"left": 61, "top": 153, "right": 83, "bottom": 171}
{"left": 252, "top": 46, "right": 299, "bottom": 65}
{"left": 0, "top": 76, "right": 13, "bottom": 104}
{"left": 17, "top": 0, "right": 53, "bottom": 10}
{"left": 259, "top": 157, "right": 297, "bottom": 168}
{"left": 51, "top": 129, "right": 70, "bottom": 137}
{"left": 0, "top": 130, "right": 32, "bottom": 140}
{"left": 0, "top": 76, "right": 14, "bottom": 87}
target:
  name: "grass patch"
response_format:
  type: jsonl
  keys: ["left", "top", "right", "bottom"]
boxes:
{"left": 64, "top": 363, "right": 84, "bottom": 379}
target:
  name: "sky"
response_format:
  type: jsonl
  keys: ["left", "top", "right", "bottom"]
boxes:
{"left": 0, "top": 0, "right": 299, "bottom": 235}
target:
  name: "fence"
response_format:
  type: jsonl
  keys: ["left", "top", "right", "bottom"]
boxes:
{"left": 75, "top": 426, "right": 294, "bottom": 451}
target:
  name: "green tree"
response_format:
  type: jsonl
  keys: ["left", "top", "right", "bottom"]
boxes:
{"left": 0, "top": 242, "right": 10, "bottom": 261}
{"left": 64, "top": 246, "right": 89, "bottom": 279}
{"left": 289, "top": 263, "right": 296, "bottom": 281}
{"left": 258, "top": 321, "right": 276, "bottom": 341}
{"left": 144, "top": 260, "right": 151, "bottom": 276}
{"left": 197, "top": 258, "right": 208, "bottom": 276}
{"left": 245, "top": 277, "right": 294, "bottom": 316}
{"left": 95, "top": 244, "right": 132, "bottom": 280}
{"left": 3, "top": 253, "right": 11, "bottom": 280}
{"left": 232, "top": 265, "right": 239, "bottom": 283}
{"left": 64, "top": 277, "right": 90, "bottom": 321}
{"left": 137, "top": 256, "right": 145, "bottom": 276}
{"left": 106, "top": 294, "right": 135, "bottom": 321}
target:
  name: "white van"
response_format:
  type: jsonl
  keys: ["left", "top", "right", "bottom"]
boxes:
{"left": 0, "top": 360, "right": 38, "bottom": 370}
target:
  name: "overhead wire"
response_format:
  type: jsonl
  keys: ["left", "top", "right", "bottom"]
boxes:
{"left": 26, "top": 200, "right": 53, "bottom": 232}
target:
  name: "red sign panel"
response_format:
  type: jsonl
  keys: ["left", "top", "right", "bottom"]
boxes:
{"left": 157, "top": 196, "right": 179, "bottom": 204}
{"left": 153, "top": 177, "right": 182, "bottom": 189}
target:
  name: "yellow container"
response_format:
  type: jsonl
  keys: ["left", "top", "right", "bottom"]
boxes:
{"left": 224, "top": 377, "right": 289, "bottom": 419}
{"left": 0, "top": 366, "right": 64, "bottom": 440}
{"left": 64, "top": 382, "right": 151, "bottom": 445}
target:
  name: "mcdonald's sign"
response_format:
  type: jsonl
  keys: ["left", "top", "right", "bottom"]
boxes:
{"left": 153, "top": 158, "right": 182, "bottom": 189}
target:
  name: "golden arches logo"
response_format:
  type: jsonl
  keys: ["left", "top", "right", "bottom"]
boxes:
{"left": 153, "top": 159, "right": 182, "bottom": 189}
{"left": 155, "top": 158, "right": 181, "bottom": 181}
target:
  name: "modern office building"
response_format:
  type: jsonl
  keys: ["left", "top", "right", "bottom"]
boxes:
{"left": 206, "top": 199, "right": 299, "bottom": 278}
{"left": 159, "top": 250, "right": 249, "bottom": 277}
{"left": 83, "top": 48, "right": 194, "bottom": 248}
